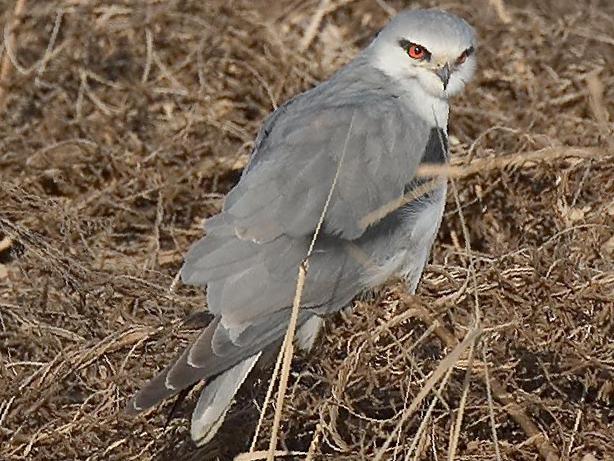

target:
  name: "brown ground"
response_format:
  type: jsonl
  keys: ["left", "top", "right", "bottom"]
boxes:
{"left": 1, "top": 0, "right": 613, "bottom": 460}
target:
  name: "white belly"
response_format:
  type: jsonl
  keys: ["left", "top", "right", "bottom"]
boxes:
{"left": 363, "top": 185, "right": 447, "bottom": 293}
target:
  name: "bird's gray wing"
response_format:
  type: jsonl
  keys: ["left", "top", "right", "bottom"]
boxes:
{"left": 221, "top": 98, "right": 430, "bottom": 243}
{"left": 182, "top": 97, "right": 437, "bottom": 327}
{"left": 128, "top": 97, "right": 444, "bottom": 416}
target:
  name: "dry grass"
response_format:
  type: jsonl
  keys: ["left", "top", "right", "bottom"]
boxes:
{"left": 1, "top": 0, "right": 613, "bottom": 460}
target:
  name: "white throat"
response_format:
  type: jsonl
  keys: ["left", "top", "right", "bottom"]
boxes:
{"left": 398, "top": 77, "right": 450, "bottom": 129}
{"left": 370, "top": 54, "right": 450, "bottom": 128}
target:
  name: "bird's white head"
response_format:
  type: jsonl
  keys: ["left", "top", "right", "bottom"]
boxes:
{"left": 367, "top": 9, "right": 477, "bottom": 99}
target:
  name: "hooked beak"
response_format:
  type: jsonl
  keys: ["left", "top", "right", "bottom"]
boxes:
{"left": 434, "top": 63, "right": 451, "bottom": 90}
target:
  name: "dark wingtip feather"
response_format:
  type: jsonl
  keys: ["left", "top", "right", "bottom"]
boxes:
{"left": 125, "top": 319, "right": 220, "bottom": 416}
{"left": 124, "top": 366, "right": 176, "bottom": 415}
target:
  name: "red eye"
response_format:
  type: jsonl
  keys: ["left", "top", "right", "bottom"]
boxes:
{"left": 407, "top": 45, "right": 426, "bottom": 60}
{"left": 456, "top": 47, "right": 474, "bottom": 65}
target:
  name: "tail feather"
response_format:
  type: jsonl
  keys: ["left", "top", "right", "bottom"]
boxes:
{"left": 126, "top": 317, "right": 221, "bottom": 414}
{"left": 125, "top": 362, "right": 178, "bottom": 414}
{"left": 126, "top": 311, "right": 313, "bottom": 413}
{"left": 190, "top": 353, "right": 262, "bottom": 446}
{"left": 126, "top": 344, "right": 207, "bottom": 415}
{"left": 166, "top": 317, "right": 219, "bottom": 390}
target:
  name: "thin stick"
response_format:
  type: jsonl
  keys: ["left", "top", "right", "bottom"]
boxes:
{"left": 373, "top": 327, "right": 481, "bottom": 461}
{"left": 142, "top": 28, "right": 153, "bottom": 84}
{"left": 249, "top": 339, "right": 285, "bottom": 452}
{"left": 566, "top": 407, "right": 583, "bottom": 459}
{"left": 405, "top": 365, "right": 455, "bottom": 460}
{"left": 415, "top": 146, "right": 605, "bottom": 179}
{"left": 441, "top": 120, "right": 482, "bottom": 461}
{"left": 34, "top": 9, "right": 63, "bottom": 85}
{"left": 266, "top": 263, "right": 307, "bottom": 461}
{"left": 299, "top": 0, "right": 331, "bottom": 52}
{"left": 360, "top": 146, "right": 606, "bottom": 230}
{"left": 0, "top": 0, "right": 27, "bottom": 112}
{"left": 264, "top": 111, "right": 356, "bottom": 460}
{"left": 375, "top": 0, "right": 397, "bottom": 17}
{"left": 413, "top": 304, "right": 561, "bottom": 461}
{"left": 450, "top": 178, "right": 481, "bottom": 321}
{"left": 488, "top": 0, "right": 512, "bottom": 24}
{"left": 235, "top": 450, "right": 308, "bottom": 461}
{"left": 447, "top": 343, "right": 475, "bottom": 460}
{"left": 482, "top": 344, "right": 502, "bottom": 461}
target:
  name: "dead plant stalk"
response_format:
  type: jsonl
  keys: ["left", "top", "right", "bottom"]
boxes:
{"left": 0, "top": 0, "right": 27, "bottom": 112}
{"left": 260, "top": 111, "right": 355, "bottom": 460}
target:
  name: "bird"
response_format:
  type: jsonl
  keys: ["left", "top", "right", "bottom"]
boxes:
{"left": 127, "top": 8, "right": 477, "bottom": 447}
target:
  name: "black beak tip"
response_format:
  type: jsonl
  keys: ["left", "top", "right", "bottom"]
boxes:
{"left": 435, "top": 65, "right": 451, "bottom": 90}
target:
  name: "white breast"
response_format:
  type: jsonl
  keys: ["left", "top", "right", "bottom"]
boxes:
{"left": 399, "top": 186, "right": 447, "bottom": 293}
{"left": 401, "top": 82, "right": 449, "bottom": 128}
{"left": 363, "top": 185, "right": 447, "bottom": 293}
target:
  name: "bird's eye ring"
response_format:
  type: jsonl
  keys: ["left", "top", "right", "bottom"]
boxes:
{"left": 398, "top": 40, "right": 430, "bottom": 61}
{"left": 407, "top": 44, "right": 426, "bottom": 60}
{"left": 456, "top": 46, "right": 474, "bottom": 65}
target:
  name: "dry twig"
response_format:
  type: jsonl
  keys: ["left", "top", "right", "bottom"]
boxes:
{"left": 0, "top": 0, "right": 27, "bottom": 112}
{"left": 373, "top": 327, "right": 482, "bottom": 461}
{"left": 414, "top": 305, "right": 562, "bottom": 461}
{"left": 261, "top": 111, "right": 356, "bottom": 460}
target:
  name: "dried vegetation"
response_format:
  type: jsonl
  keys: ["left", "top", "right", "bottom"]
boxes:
{"left": 0, "top": 0, "right": 612, "bottom": 460}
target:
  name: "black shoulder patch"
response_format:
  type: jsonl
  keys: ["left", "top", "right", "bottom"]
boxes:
{"left": 422, "top": 128, "right": 448, "bottom": 164}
